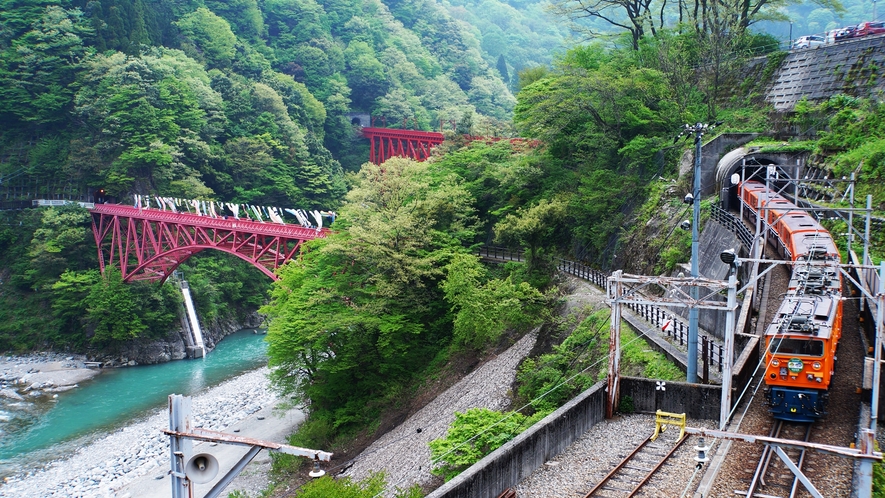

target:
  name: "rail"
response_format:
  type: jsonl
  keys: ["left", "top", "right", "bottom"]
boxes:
{"left": 476, "top": 246, "right": 724, "bottom": 373}
{"left": 582, "top": 432, "right": 689, "bottom": 497}
{"left": 743, "top": 420, "right": 815, "bottom": 498}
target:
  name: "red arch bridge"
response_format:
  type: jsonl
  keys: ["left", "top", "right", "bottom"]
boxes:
{"left": 90, "top": 204, "right": 329, "bottom": 283}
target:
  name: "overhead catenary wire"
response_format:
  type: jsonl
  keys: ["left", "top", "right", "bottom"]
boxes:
{"left": 369, "top": 324, "right": 656, "bottom": 497}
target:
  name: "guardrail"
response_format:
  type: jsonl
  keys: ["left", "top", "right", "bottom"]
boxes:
{"left": 32, "top": 199, "right": 95, "bottom": 209}
{"left": 476, "top": 246, "right": 724, "bottom": 373}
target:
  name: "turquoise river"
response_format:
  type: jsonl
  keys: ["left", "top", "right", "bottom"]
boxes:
{"left": 0, "top": 330, "right": 268, "bottom": 478}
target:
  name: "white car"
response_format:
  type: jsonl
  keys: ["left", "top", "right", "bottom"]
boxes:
{"left": 792, "top": 35, "right": 825, "bottom": 50}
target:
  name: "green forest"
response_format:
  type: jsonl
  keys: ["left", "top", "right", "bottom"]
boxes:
{"left": 3, "top": 0, "right": 885, "bottom": 492}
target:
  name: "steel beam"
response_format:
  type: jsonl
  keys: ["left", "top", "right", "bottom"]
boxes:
{"left": 91, "top": 205, "right": 328, "bottom": 283}
{"left": 773, "top": 445, "right": 823, "bottom": 498}
{"left": 167, "top": 395, "right": 332, "bottom": 498}
{"left": 204, "top": 446, "right": 262, "bottom": 498}
{"left": 682, "top": 427, "right": 881, "bottom": 460}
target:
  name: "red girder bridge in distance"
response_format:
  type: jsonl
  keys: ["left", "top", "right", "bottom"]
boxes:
{"left": 360, "top": 127, "right": 445, "bottom": 164}
{"left": 90, "top": 203, "right": 330, "bottom": 283}
{"left": 359, "top": 126, "right": 541, "bottom": 164}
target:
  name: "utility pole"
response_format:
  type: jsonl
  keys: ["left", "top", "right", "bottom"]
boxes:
{"left": 678, "top": 122, "right": 717, "bottom": 383}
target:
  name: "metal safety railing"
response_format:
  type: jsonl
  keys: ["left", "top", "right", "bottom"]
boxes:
{"left": 476, "top": 246, "right": 725, "bottom": 373}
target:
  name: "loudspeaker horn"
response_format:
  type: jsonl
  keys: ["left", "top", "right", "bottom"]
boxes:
{"left": 185, "top": 453, "right": 219, "bottom": 484}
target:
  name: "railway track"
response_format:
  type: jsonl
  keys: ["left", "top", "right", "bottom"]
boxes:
{"left": 582, "top": 431, "right": 688, "bottom": 498}
{"left": 740, "top": 420, "right": 813, "bottom": 498}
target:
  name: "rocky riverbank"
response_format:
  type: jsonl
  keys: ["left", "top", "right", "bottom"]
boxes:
{"left": 0, "top": 367, "right": 291, "bottom": 498}
{"left": 0, "top": 352, "right": 101, "bottom": 402}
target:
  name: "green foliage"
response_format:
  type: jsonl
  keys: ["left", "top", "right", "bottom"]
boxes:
{"left": 263, "top": 157, "right": 477, "bottom": 433}
{"left": 494, "top": 198, "right": 567, "bottom": 272}
{"left": 442, "top": 253, "right": 547, "bottom": 348}
{"left": 294, "top": 473, "right": 385, "bottom": 497}
{"left": 619, "top": 395, "right": 635, "bottom": 413}
{"left": 515, "top": 309, "right": 608, "bottom": 413}
{"left": 177, "top": 252, "right": 272, "bottom": 324}
{"left": 0, "top": 6, "right": 93, "bottom": 128}
{"left": 85, "top": 268, "right": 179, "bottom": 344}
{"left": 429, "top": 407, "right": 542, "bottom": 481}
{"left": 514, "top": 309, "right": 682, "bottom": 415}
{"left": 175, "top": 8, "right": 238, "bottom": 69}
{"left": 620, "top": 326, "right": 683, "bottom": 380}
{"left": 874, "top": 442, "right": 885, "bottom": 497}
{"left": 290, "top": 472, "right": 422, "bottom": 498}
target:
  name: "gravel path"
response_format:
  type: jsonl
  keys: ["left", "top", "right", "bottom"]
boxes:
{"left": 341, "top": 331, "right": 539, "bottom": 495}
{"left": 0, "top": 367, "right": 280, "bottom": 498}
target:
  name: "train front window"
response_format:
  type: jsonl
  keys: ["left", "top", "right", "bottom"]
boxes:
{"left": 768, "top": 338, "right": 824, "bottom": 357}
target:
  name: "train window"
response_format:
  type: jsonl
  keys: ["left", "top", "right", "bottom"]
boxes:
{"left": 768, "top": 338, "right": 824, "bottom": 356}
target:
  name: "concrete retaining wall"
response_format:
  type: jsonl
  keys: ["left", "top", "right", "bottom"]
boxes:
{"left": 768, "top": 36, "right": 885, "bottom": 111}
{"left": 620, "top": 376, "right": 721, "bottom": 420}
{"left": 427, "top": 381, "right": 607, "bottom": 498}
{"left": 668, "top": 221, "right": 743, "bottom": 339}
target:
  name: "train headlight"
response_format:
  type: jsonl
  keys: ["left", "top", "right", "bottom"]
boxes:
{"left": 771, "top": 359, "right": 780, "bottom": 367}
{"left": 812, "top": 361, "right": 822, "bottom": 370}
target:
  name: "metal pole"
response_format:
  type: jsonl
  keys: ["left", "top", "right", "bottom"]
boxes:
{"left": 720, "top": 268, "right": 737, "bottom": 429}
{"left": 862, "top": 195, "right": 872, "bottom": 314}
{"left": 872, "top": 262, "right": 885, "bottom": 432}
{"left": 607, "top": 270, "right": 623, "bottom": 418}
{"left": 857, "top": 429, "right": 876, "bottom": 498}
{"left": 864, "top": 195, "right": 872, "bottom": 267}
{"left": 739, "top": 159, "right": 745, "bottom": 222}
{"left": 688, "top": 127, "right": 702, "bottom": 383}
{"left": 849, "top": 173, "right": 856, "bottom": 255}
{"left": 169, "top": 394, "right": 193, "bottom": 498}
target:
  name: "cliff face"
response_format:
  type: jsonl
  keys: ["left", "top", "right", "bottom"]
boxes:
{"left": 93, "top": 311, "right": 264, "bottom": 366}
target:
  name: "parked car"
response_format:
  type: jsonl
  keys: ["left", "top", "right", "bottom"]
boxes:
{"left": 834, "top": 25, "right": 857, "bottom": 42}
{"left": 854, "top": 21, "right": 885, "bottom": 37}
{"left": 791, "top": 35, "right": 826, "bottom": 50}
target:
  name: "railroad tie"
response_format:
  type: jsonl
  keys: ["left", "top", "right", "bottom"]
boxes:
{"left": 624, "top": 464, "right": 654, "bottom": 472}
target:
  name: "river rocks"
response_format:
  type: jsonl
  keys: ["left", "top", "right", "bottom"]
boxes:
{"left": 0, "top": 353, "right": 99, "bottom": 402}
{"left": 0, "top": 368, "right": 281, "bottom": 498}
{"left": 0, "top": 388, "right": 23, "bottom": 401}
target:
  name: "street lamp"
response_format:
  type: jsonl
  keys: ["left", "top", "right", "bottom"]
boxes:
{"left": 789, "top": 21, "right": 793, "bottom": 48}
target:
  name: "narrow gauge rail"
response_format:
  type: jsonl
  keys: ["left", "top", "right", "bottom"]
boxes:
{"left": 583, "top": 432, "right": 688, "bottom": 498}
{"left": 741, "top": 420, "right": 813, "bottom": 498}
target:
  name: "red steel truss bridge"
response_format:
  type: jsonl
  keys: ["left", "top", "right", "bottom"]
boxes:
{"left": 90, "top": 204, "right": 330, "bottom": 283}
{"left": 359, "top": 126, "right": 542, "bottom": 164}
{"left": 360, "top": 127, "right": 445, "bottom": 164}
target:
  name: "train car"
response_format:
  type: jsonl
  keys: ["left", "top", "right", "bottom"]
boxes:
{"left": 738, "top": 180, "right": 843, "bottom": 422}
